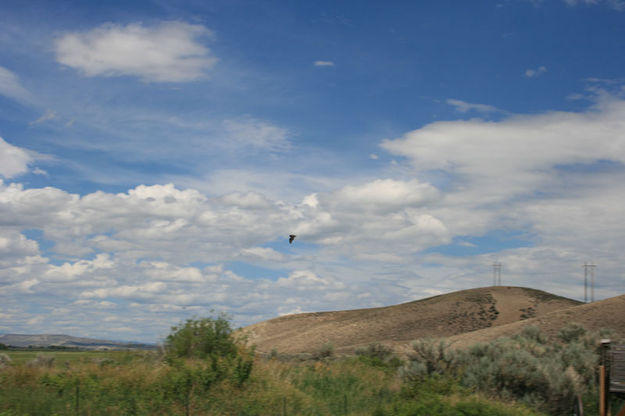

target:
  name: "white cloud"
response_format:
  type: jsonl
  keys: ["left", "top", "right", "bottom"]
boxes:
{"left": 0, "top": 231, "right": 39, "bottom": 259}
{"left": 55, "top": 21, "right": 217, "bottom": 82}
{"left": 2, "top": 99, "right": 625, "bottom": 341}
{"left": 0, "top": 66, "right": 32, "bottom": 103}
{"left": 238, "top": 247, "right": 286, "bottom": 262}
{"left": 275, "top": 270, "right": 344, "bottom": 289}
{"left": 81, "top": 281, "right": 168, "bottom": 300}
{"left": 0, "top": 137, "right": 34, "bottom": 178}
{"left": 289, "top": 178, "right": 450, "bottom": 256}
{"left": 378, "top": 98, "right": 625, "bottom": 297}
{"left": 525, "top": 65, "right": 547, "bottom": 78}
{"left": 381, "top": 98, "right": 625, "bottom": 204}
{"left": 314, "top": 60, "right": 335, "bottom": 67}
{"left": 446, "top": 99, "right": 500, "bottom": 114}
{"left": 331, "top": 179, "right": 439, "bottom": 212}
{"left": 42, "top": 254, "right": 113, "bottom": 283}
{"left": 0, "top": 176, "right": 450, "bottom": 334}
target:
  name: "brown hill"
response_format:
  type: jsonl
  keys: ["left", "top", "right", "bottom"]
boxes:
{"left": 446, "top": 292, "right": 625, "bottom": 349}
{"left": 242, "top": 286, "right": 582, "bottom": 355}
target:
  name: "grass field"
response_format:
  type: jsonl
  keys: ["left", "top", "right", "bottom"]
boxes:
{"left": 0, "top": 349, "right": 544, "bottom": 416}
{"left": 3, "top": 350, "right": 140, "bottom": 366}
{"left": 2, "top": 319, "right": 622, "bottom": 415}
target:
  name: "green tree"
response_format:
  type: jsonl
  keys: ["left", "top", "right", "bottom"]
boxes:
{"left": 164, "top": 314, "right": 238, "bottom": 360}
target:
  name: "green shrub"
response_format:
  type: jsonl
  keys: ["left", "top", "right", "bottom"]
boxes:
{"left": 233, "top": 354, "right": 254, "bottom": 386}
{"left": 515, "top": 325, "right": 548, "bottom": 345}
{"left": 164, "top": 314, "right": 237, "bottom": 360}
{"left": 402, "top": 339, "right": 458, "bottom": 381}
{"left": 27, "top": 353, "right": 55, "bottom": 368}
{"left": 355, "top": 343, "right": 403, "bottom": 370}
{"left": 395, "top": 375, "right": 536, "bottom": 416}
{"left": 313, "top": 343, "right": 334, "bottom": 360}
{"left": 558, "top": 323, "right": 587, "bottom": 344}
{"left": 0, "top": 353, "right": 11, "bottom": 369}
{"left": 402, "top": 325, "right": 606, "bottom": 415}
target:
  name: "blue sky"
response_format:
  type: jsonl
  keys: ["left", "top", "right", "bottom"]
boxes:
{"left": 1, "top": 0, "right": 625, "bottom": 343}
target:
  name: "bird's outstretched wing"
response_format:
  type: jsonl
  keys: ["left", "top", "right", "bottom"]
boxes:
{"left": 289, "top": 234, "right": 296, "bottom": 244}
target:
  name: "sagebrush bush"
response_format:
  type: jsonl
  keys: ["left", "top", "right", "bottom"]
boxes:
{"left": 403, "top": 339, "right": 458, "bottom": 381}
{"left": 0, "top": 353, "right": 11, "bottom": 369}
{"left": 355, "top": 343, "right": 403, "bottom": 370}
{"left": 313, "top": 343, "right": 335, "bottom": 361}
{"left": 403, "top": 324, "right": 608, "bottom": 415}
{"left": 27, "top": 353, "right": 55, "bottom": 368}
{"left": 558, "top": 323, "right": 587, "bottom": 344}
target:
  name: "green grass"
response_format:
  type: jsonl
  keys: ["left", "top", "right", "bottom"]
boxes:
{"left": 0, "top": 350, "right": 544, "bottom": 416}
{"left": 6, "top": 317, "right": 612, "bottom": 415}
{"left": 3, "top": 350, "right": 139, "bottom": 367}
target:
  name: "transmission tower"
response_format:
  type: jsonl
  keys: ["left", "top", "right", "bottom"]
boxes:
{"left": 492, "top": 262, "right": 502, "bottom": 286}
{"left": 583, "top": 263, "right": 596, "bottom": 303}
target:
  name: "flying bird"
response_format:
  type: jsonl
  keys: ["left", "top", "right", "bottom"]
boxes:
{"left": 289, "top": 234, "right": 296, "bottom": 244}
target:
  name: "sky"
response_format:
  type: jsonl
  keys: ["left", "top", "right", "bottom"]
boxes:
{"left": 1, "top": 0, "right": 625, "bottom": 343}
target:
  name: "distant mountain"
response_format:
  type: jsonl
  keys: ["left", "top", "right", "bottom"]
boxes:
{"left": 242, "top": 286, "right": 586, "bottom": 355}
{"left": 0, "top": 333, "right": 157, "bottom": 350}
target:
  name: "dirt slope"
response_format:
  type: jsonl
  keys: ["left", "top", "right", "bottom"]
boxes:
{"left": 242, "top": 286, "right": 582, "bottom": 355}
{"left": 447, "top": 293, "right": 625, "bottom": 349}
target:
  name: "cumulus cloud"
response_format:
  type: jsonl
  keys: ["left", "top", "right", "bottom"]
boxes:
{"left": 330, "top": 179, "right": 439, "bottom": 212}
{"left": 0, "top": 230, "right": 39, "bottom": 259}
{"left": 381, "top": 99, "right": 625, "bottom": 203}
{"left": 379, "top": 97, "right": 625, "bottom": 298}
{"left": 0, "top": 174, "right": 451, "bottom": 340}
{"left": 43, "top": 254, "right": 113, "bottom": 283}
{"left": 275, "top": 270, "right": 344, "bottom": 289}
{"left": 3, "top": 100, "right": 625, "bottom": 341}
{"left": 238, "top": 247, "right": 286, "bottom": 262}
{"left": 55, "top": 21, "right": 217, "bottom": 82}
{"left": 0, "top": 66, "right": 32, "bottom": 103}
{"left": 0, "top": 137, "right": 34, "bottom": 178}
{"left": 289, "top": 179, "right": 449, "bottom": 257}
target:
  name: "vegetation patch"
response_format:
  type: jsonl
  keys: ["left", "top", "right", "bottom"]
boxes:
{"left": 3, "top": 316, "right": 620, "bottom": 415}
{"left": 401, "top": 324, "right": 624, "bottom": 415}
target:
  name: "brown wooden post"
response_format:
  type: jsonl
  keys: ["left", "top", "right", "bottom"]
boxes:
{"left": 601, "top": 340, "right": 611, "bottom": 416}
{"left": 600, "top": 364, "right": 606, "bottom": 416}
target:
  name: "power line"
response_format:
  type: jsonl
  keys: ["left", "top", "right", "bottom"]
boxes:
{"left": 583, "top": 263, "right": 596, "bottom": 303}
{"left": 492, "top": 262, "right": 502, "bottom": 286}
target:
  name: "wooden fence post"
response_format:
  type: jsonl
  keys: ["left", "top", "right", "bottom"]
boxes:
{"left": 600, "top": 364, "right": 606, "bottom": 416}
{"left": 600, "top": 339, "right": 611, "bottom": 416}
{"left": 75, "top": 379, "right": 80, "bottom": 416}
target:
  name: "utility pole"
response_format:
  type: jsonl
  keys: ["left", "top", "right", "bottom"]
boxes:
{"left": 492, "top": 262, "right": 502, "bottom": 286}
{"left": 584, "top": 263, "right": 596, "bottom": 303}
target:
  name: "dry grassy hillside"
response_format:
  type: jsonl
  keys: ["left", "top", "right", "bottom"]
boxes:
{"left": 242, "top": 286, "right": 582, "bottom": 355}
{"left": 446, "top": 292, "right": 625, "bottom": 349}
